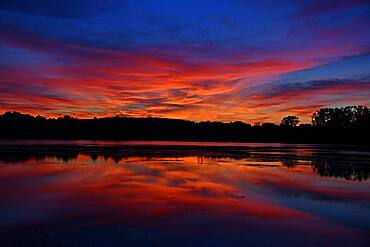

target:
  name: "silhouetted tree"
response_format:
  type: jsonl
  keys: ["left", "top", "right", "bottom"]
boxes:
{"left": 312, "top": 105, "right": 370, "bottom": 128}
{"left": 352, "top": 105, "right": 370, "bottom": 128}
{"left": 261, "top": 123, "right": 278, "bottom": 128}
{"left": 280, "top": 115, "right": 299, "bottom": 127}
{"left": 0, "top": 107, "right": 369, "bottom": 144}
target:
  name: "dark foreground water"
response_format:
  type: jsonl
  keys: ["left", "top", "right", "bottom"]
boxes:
{"left": 0, "top": 141, "right": 369, "bottom": 247}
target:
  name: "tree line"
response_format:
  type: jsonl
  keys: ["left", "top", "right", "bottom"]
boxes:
{"left": 0, "top": 105, "right": 369, "bottom": 144}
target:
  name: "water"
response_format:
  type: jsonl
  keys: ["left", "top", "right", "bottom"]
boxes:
{"left": 0, "top": 141, "right": 369, "bottom": 246}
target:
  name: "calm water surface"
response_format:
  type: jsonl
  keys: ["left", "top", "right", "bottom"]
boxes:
{"left": 0, "top": 141, "right": 369, "bottom": 246}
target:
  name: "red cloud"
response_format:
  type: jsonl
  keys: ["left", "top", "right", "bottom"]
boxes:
{"left": 1, "top": 27, "right": 369, "bottom": 122}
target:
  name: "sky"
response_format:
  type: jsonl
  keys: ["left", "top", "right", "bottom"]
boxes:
{"left": 0, "top": 0, "right": 369, "bottom": 123}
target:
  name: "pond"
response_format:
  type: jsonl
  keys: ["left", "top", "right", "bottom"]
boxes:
{"left": 0, "top": 141, "right": 369, "bottom": 246}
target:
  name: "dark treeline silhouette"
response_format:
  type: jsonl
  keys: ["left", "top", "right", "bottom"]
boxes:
{"left": 1, "top": 145, "right": 368, "bottom": 181}
{"left": 0, "top": 105, "right": 369, "bottom": 144}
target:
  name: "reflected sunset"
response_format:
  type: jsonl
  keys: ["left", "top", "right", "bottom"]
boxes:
{"left": 0, "top": 143, "right": 369, "bottom": 246}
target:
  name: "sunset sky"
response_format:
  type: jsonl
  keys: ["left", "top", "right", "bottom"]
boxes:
{"left": 0, "top": 0, "right": 369, "bottom": 123}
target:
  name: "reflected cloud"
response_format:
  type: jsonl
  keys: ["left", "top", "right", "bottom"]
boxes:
{"left": 1, "top": 144, "right": 369, "bottom": 181}
{"left": 0, "top": 144, "right": 369, "bottom": 246}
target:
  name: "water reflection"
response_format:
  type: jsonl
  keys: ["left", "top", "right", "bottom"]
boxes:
{"left": 0, "top": 143, "right": 369, "bottom": 246}
{"left": 1, "top": 145, "right": 369, "bottom": 181}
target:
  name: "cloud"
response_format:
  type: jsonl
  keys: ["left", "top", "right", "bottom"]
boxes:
{"left": 259, "top": 77, "right": 370, "bottom": 98}
{"left": 239, "top": 77, "right": 370, "bottom": 122}
{"left": 0, "top": 23, "right": 317, "bottom": 121}
{"left": 0, "top": 1, "right": 369, "bottom": 122}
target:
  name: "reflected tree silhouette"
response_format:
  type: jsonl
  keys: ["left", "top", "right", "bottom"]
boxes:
{"left": 281, "top": 159, "right": 300, "bottom": 168}
{"left": 311, "top": 159, "right": 370, "bottom": 181}
{"left": 0, "top": 145, "right": 368, "bottom": 181}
